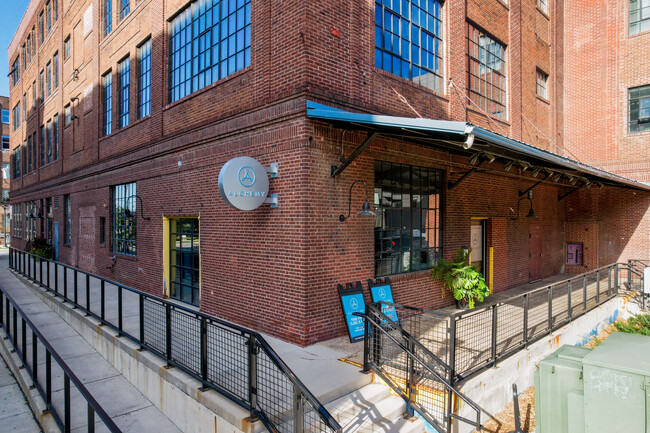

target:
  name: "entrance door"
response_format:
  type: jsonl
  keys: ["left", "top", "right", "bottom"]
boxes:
{"left": 470, "top": 220, "right": 486, "bottom": 275}
{"left": 529, "top": 225, "right": 543, "bottom": 283}
{"left": 169, "top": 218, "right": 201, "bottom": 306}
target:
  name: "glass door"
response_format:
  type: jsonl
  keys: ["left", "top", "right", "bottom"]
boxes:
{"left": 169, "top": 218, "right": 200, "bottom": 306}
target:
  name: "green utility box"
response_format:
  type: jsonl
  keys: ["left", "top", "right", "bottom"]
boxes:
{"left": 535, "top": 345, "right": 590, "bottom": 433}
{"left": 582, "top": 332, "right": 650, "bottom": 433}
{"left": 536, "top": 333, "right": 650, "bottom": 433}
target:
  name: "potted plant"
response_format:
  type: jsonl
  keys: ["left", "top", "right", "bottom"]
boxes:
{"left": 431, "top": 248, "right": 490, "bottom": 309}
{"left": 29, "top": 236, "right": 55, "bottom": 260}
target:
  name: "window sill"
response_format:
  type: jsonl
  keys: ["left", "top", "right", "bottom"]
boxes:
{"left": 536, "top": 6, "right": 550, "bottom": 20}
{"left": 98, "top": 115, "right": 150, "bottom": 143}
{"left": 377, "top": 268, "right": 433, "bottom": 283}
{"left": 536, "top": 95, "right": 550, "bottom": 105}
{"left": 628, "top": 27, "right": 650, "bottom": 39}
{"left": 163, "top": 66, "right": 252, "bottom": 111}
{"left": 466, "top": 107, "right": 511, "bottom": 126}
{"left": 112, "top": 253, "right": 138, "bottom": 262}
{"left": 373, "top": 67, "right": 449, "bottom": 103}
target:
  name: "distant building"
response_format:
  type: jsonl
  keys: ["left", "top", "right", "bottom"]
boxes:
{"left": 0, "top": 95, "right": 11, "bottom": 245}
{"left": 7, "top": 0, "right": 649, "bottom": 346}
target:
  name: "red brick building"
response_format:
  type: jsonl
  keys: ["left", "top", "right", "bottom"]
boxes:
{"left": 0, "top": 96, "right": 11, "bottom": 245}
{"left": 7, "top": 0, "right": 650, "bottom": 345}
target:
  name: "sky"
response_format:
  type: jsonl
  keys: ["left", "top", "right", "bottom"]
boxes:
{"left": 0, "top": 1, "right": 31, "bottom": 97}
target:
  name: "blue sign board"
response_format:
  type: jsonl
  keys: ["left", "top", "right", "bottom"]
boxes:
{"left": 369, "top": 281, "right": 399, "bottom": 323}
{"left": 338, "top": 283, "right": 366, "bottom": 343}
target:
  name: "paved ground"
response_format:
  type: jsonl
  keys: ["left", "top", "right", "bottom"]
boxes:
{"left": 0, "top": 355, "right": 42, "bottom": 433}
{"left": 0, "top": 252, "right": 182, "bottom": 433}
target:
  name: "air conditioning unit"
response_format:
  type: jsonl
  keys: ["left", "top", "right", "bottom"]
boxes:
{"left": 536, "top": 332, "right": 650, "bottom": 433}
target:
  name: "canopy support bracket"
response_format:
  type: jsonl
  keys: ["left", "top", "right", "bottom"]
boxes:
{"left": 448, "top": 161, "right": 485, "bottom": 191}
{"left": 331, "top": 132, "right": 379, "bottom": 177}
{"left": 558, "top": 187, "right": 582, "bottom": 201}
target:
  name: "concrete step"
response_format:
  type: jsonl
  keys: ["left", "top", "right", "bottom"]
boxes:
{"left": 325, "top": 383, "right": 392, "bottom": 422}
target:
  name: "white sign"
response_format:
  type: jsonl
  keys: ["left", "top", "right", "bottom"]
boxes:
{"left": 218, "top": 157, "right": 270, "bottom": 211}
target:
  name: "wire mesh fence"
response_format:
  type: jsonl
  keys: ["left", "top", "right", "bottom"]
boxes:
{"left": 8, "top": 248, "right": 341, "bottom": 433}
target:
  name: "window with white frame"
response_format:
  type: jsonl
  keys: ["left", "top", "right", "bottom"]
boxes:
{"left": 630, "top": 0, "right": 650, "bottom": 35}
{"left": 536, "top": 69, "right": 548, "bottom": 99}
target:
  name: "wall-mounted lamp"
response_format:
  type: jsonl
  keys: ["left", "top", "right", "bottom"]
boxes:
{"left": 468, "top": 153, "right": 480, "bottom": 165}
{"left": 519, "top": 161, "right": 531, "bottom": 171}
{"left": 568, "top": 175, "right": 578, "bottom": 185}
{"left": 70, "top": 96, "right": 79, "bottom": 103}
{"left": 552, "top": 173, "right": 563, "bottom": 182}
{"left": 122, "top": 195, "right": 151, "bottom": 221}
{"left": 531, "top": 167, "right": 542, "bottom": 178}
{"left": 504, "top": 161, "right": 515, "bottom": 172}
{"left": 339, "top": 180, "right": 375, "bottom": 222}
{"left": 70, "top": 115, "right": 80, "bottom": 121}
{"left": 511, "top": 191, "right": 537, "bottom": 220}
{"left": 484, "top": 153, "right": 496, "bottom": 164}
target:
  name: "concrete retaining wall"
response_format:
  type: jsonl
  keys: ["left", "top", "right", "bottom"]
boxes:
{"left": 455, "top": 294, "right": 643, "bottom": 433}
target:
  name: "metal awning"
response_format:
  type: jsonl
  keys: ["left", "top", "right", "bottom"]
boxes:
{"left": 306, "top": 101, "right": 650, "bottom": 192}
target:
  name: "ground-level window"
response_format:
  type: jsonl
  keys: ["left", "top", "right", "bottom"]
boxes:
{"left": 374, "top": 161, "right": 443, "bottom": 276}
{"left": 169, "top": 218, "right": 200, "bottom": 306}
{"left": 112, "top": 182, "right": 137, "bottom": 256}
{"left": 629, "top": 84, "right": 650, "bottom": 133}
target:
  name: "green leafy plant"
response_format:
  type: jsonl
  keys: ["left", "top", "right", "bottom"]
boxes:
{"left": 28, "top": 236, "right": 54, "bottom": 260}
{"left": 614, "top": 314, "right": 650, "bottom": 336}
{"left": 431, "top": 248, "right": 490, "bottom": 309}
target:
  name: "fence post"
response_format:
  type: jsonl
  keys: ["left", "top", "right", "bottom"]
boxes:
{"left": 86, "top": 274, "right": 90, "bottom": 314}
{"left": 248, "top": 335, "right": 258, "bottom": 417}
{"left": 46, "top": 259, "right": 50, "bottom": 288}
{"left": 362, "top": 306, "right": 371, "bottom": 373}
{"left": 54, "top": 264, "right": 58, "bottom": 295}
{"left": 165, "top": 303, "right": 172, "bottom": 365}
{"left": 615, "top": 265, "right": 619, "bottom": 295}
{"left": 45, "top": 350, "right": 52, "bottom": 412}
{"left": 608, "top": 267, "right": 612, "bottom": 297}
{"left": 63, "top": 266, "right": 68, "bottom": 300}
{"left": 406, "top": 338, "right": 416, "bottom": 418}
{"left": 101, "top": 281, "right": 105, "bottom": 322}
{"left": 596, "top": 270, "right": 601, "bottom": 304}
{"left": 32, "top": 331, "right": 38, "bottom": 386}
{"left": 88, "top": 402, "right": 95, "bottom": 433}
{"left": 21, "top": 317, "right": 27, "bottom": 364}
{"left": 39, "top": 258, "right": 42, "bottom": 284}
{"left": 64, "top": 374, "right": 71, "bottom": 433}
{"left": 628, "top": 260, "right": 632, "bottom": 289}
{"left": 200, "top": 316, "right": 208, "bottom": 388}
{"left": 139, "top": 294, "right": 145, "bottom": 350}
{"left": 0, "top": 291, "right": 3, "bottom": 326}
{"left": 568, "top": 280, "right": 572, "bottom": 320}
{"left": 491, "top": 304, "right": 498, "bottom": 366}
{"left": 548, "top": 286, "right": 553, "bottom": 331}
{"left": 448, "top": 317, "right": 457, "bottom": 385}
{"left": 583, "top": 276, "right": 588, "bottom": 312}
{"left": 118, "top": 286, "right": 123, "bottom": 333}
{"left": 523, "top": 294, "right": 529, "bottom": 347}
{"left": 73, "top": 270, "right": 78, "bottom": 306}
{"left": 293, "top": 384, "right": 305, "bottom": 433}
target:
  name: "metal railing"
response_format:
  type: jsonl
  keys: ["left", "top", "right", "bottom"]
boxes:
{"left": 0, "top": 286, "right": 122, "bottom": 433}
{"left": 358, "top": 303, "right": 481, "bottom": 433}
{"left": 8, "top": 248, "right": 341, "bottom": 433}
{"left": 627, "top": 259, "right": 649, "bottom": 308}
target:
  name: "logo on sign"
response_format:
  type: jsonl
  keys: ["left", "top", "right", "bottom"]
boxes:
{"left": 218, "top": 157, "right": 270, "bottom": 211}
{"left": 238, "top": 167, "right": 256, "bottom": 187}
{"left": 379, "top": 288, "right": 386, "bottom": 300}
{"left": 350, "top": 298, "right": 359, "bottom": 309}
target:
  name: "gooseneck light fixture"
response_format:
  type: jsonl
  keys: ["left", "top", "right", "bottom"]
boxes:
{"left": 339, "top": 180, "right": 376, "bottom": 222}
{"left": 122, "top": 195, "right": 151, "bottom": 221}
{"left": 27, "top": 207, "right": 43, "bottom": 219}
{"left": 511, "top": 191, "right": 537, "bottom": 220}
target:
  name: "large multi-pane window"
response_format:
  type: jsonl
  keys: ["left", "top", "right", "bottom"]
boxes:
{"left": 374, "top": 161, "right": 443, "bottom": 276}
{"left": 375, "top": 0, "right": 444, "bottom": 92}
{"left": 2, "top": 136, "right": 9, "bottom": 150}
{"left": 11, "top": 56, "right": 19, "bottom": 86}
{"left": 40, "top": 125, "right": 45, "bottom": 167}
{"left": 53, "top": 52, "right": 59, "bottom": 89}
{"left": 46, "top": 61, "right": 52, "bottom": 96}
{"left": 169, "top": 218, "right": 200, "bottom": 306}
{"left": 39, "top": 70, "right": 45, "bottom": 101}
{"left": 26, "top": 201, "right": 36, "bottom": 242}
{"left": 168, "top": 0, "right": 252, "bottom": 103}
{"left": 64, "top": 36, "right": 71, "bottom": 59}
{"left": 46, "top": 1, "right": 52, "bottom": 31}
{"left": 630, "top": 0, "right": 650, "bottom": 35}
{"left": 102, "top": 71, "right": 113, "bottom": 135}
{"left": 1, "top": 110, "right": 9, "bottom": 124}
{"left": 64, "top": 195, "right": 71, "bottom": 244}
{"left": 112, "top": 182, "right": 137, "bottom": 256}
{"left": 120, "top": 0, "right": 130, "bottom": 19}
{"left": 138, "top": 39, "right": 152, "bottom": 118}
{"left": 27, "top": 135, "right": 32, "bottom": 172}
{"left": 12, "top": 147, "right": 21, "bottom": 179}
{"left": 12, "top": 204, "right": 22, "bottom": 237}
{"left": 536, "top": 69, "right": 548, "bottom": 99}
{"left": 12, "top": 103, "right": 20, "bottom": 131}
{"left": 53, "top": 115, "right": 59, "bottom": 161}
{"left": 629, "top": 85, "right": 650, "bottom": 133}
{"left": 39, "top": 12, "right": 44, "bottom": 43}
{"left": 467, "top": 24, "right": 507, "bottom": 119}
{"left": 118, "top": 57, "right": 130, "bottom": 128}
{"left": 103, "top": 0, "right": 112, "bottom": 37}
{"left": 46, "top": 120, "right": 52, "bottom": 165}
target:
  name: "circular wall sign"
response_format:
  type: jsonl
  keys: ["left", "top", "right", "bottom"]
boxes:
{"left": 218, "top": 157, "right": 270, "bottom": 211}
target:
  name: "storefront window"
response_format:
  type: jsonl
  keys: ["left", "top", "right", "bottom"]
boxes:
{"left": 374, "top": 161, "right": 443, "bottom": 276}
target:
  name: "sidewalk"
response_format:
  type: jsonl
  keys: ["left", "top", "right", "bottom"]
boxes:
{"left": 0, "top": 251, "right": 182, "bottom": 433}
{"left": 0, "top": 355, "right": 42, "bottom": 433}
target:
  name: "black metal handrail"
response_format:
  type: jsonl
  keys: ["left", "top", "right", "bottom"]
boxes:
{"left": 0, "top": 286, "right": 122, "bottom": 433}
{"left": 8, "top": 248, "right": 341, "bottom": 433}
{"left": 358, "top": 303, "right": 482, "bottom": 433}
